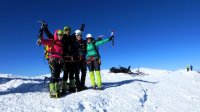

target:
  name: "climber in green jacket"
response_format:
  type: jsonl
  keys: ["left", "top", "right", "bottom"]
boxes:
{"left": 85, "top": 33, "right": 114, "bottom": 90}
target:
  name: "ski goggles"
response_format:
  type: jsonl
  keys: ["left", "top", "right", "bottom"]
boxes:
{"left": 64, "top": 29, "right": 71, "bottom": 31}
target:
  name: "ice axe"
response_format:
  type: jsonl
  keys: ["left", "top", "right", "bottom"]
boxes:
{"left": 111, "top": 30, "right": 115, "bottom": 47}
{"left": 36, "top": 20, "right": 47, "bottom": 46}
{"left": 36, "top": 20, "right": 47, "bottom": 29}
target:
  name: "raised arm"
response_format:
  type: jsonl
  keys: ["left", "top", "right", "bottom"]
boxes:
{"left": 95, "top": 35, "right": 114, "bottom": 46}
{"left": 43, "top": 27, "right": 54, "bottom": 39}
{"left": 95, "top": 38, "right": 110, "bottom": 46}
{"left": 41, "top": 38, "right": 52, "bottom": 46}
{"left": 71, "top": 24, "right": 85, "bottom": 38}
{"left": 79, "top": 24, "right": 85, "bottom": 31}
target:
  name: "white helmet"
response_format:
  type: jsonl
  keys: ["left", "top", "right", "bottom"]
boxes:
{"left": 75, "top": 30, "right": 82, "bottom": 35}
{"left": 86, "top": 33, "right": 93, "bottom": 38}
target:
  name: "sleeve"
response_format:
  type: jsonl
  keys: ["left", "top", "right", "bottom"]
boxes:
{"left": 79, "top": 24, "right": 85, "bottom": 31}
{"left": 38, "top": 29, "right": 43, "bottom": 40}
{"left": 95, "top": 38, "right": 110, "bottom": 46}
{"left": 43, "top": 27, "right": 54, "bottom": 39}
{"left": 41, "top": 38, "right": 52, "bottom": 45}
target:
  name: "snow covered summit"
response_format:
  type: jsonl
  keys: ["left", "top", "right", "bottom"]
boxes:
{"left": 0, "top": 68, "right": 200, "bottom": 112}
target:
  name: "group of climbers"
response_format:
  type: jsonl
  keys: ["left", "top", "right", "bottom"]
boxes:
{"left": 37, "top": 21, "right": 114, "bottom": 98}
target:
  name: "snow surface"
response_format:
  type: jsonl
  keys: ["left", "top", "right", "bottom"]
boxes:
{"left": 0, "top": 68, "right": 200, "bottom": 112}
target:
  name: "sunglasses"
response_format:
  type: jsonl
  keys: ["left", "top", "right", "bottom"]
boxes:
{"left": 57, "top": 34, "right": 63, "bottom": 36}
{"left": 77, "top": 35, "right": 82, "bottom": 36}
{"left": 87, "top": 38, "right": 92, "bottom": 40}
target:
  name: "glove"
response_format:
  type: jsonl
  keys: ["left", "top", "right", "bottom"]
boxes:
{"left": 40, "top": 21, "right": 47, "bottom": 29}
{"left": 37, "top": 38, "right": 41, "bottom": 46}
{"left": 97, "top": 36, "right": 103, "bottom": 41}
{"left": 41, "top": 23, "right": 48, "bottom": 29}
{"left": 79, "top": 24, "right": 85, "bottom": 31}
{"left": 109, "top": 36, "right": 114, "bottom": 41}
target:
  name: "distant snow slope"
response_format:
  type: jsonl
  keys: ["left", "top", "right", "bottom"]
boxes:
{"left": 0, "top": 68, "right": 200, "bottom": 112}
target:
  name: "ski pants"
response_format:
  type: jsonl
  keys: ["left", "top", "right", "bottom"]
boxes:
{"left": 62, "top": 62, "right": 75, "bottom": 82}
{"left": 74, "top": 60, "right": 87, "bottom": 87}
{"left": 87, "top": 58, "right": 100, "bottom": 71}
{"left": 49, "top": 59, "right": 62, "bottom": 83}
{"left": 87, "top": 58, "right": 102, "bottom": 87}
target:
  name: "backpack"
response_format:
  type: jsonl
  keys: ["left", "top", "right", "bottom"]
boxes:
{"left": 44, "top": 40, "right": 56, "bottom": 60}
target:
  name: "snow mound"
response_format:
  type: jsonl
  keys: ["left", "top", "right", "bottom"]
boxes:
{"left": 0, "top": 68, "right": 200, "bottom": 112}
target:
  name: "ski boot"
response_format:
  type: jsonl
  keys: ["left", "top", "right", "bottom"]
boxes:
{"left": 68, "top": 79, "right": 76, "bottom": 93}
{"left": 61, "top": 81, "right": 68, "bottom": 95}
{"left": 96, "top": 86, "right": 103, "bottom": 90}
{"left": 68, "top": 87, "right": 76, "bottom": 93}
{"left": 82, "top": 86, "right": 88, "bottom": 90}
{"left": 91, "top": 85, "right": 97, "bottom": 90}
{"left": 76, "top": 84, "right": 83, "bottom": 92}
{"left": 49, "top": 83, "right": 60, "bottom": 98}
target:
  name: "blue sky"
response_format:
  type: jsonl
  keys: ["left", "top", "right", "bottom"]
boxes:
{"left": 1, "top": 0, "right": 200, "bottom": 76}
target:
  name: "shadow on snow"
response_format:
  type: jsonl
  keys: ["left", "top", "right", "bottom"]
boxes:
{"left": 0, "top": 77, "right": 48, "bottom": 95}
{"left": 102, "top": 79, "right": 159, "bottom": 90}
{"left": 0, "top": 77, "right": 158, "bottom": 95}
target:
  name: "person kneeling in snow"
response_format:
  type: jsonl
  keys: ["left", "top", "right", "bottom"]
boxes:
{"left": 86, "top": 33, "right": 114, "bottom": 90}
{"left": 39, "top": 29, "right": 64, "bottom": 98}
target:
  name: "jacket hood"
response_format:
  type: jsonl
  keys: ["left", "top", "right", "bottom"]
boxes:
{"left": 54, "top": 30, "right": 59, "bottom": 40}
{"left": 54, "top": 29, "right": 63, "bottom": 40}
